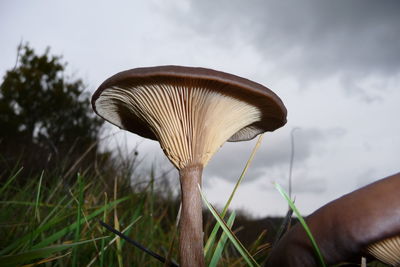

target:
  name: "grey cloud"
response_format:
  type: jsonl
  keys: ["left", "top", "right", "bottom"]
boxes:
{"left": 355, "top": 168, "right": 379, "bottom": 188}
{"left": 340, "top": 75, "right": 384, "bottom": 103}
{"left": 292, "top": 176, "right": 327, "bottom": 194}
{"left": 354, "top": 169, "right": 398, "bottom": 189}
{"left": 203, "top": 127, "right": 346, "bottom": 185}
{"left": 260, "top": 172, "right": 327, "bottom": 194}
{"left": 168, "top": 0, "right": 400, "bottom": 97}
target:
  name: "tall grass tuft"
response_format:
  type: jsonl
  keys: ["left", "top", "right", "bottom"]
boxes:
{"left": 0, "top": 146, "right": 182, "bottom": 266}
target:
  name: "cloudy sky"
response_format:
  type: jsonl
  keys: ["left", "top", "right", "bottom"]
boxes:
{"left": 1, "top": 0, "right": 399, "bottom": 217}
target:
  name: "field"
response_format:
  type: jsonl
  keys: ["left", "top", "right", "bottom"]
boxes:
{"left": 0, "top": 145, "right": 390, "bottom": 267}
{"left": 0, "top": 143, "right": 278, "bottom": 267}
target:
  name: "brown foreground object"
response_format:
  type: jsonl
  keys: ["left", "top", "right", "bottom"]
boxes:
{"left": 92, "top": 65, "right": 287, "bottom": 267}
{"left": 265, "top": 172, "right": 400, "bottom": 267}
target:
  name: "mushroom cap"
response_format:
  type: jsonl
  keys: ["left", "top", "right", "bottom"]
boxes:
{"left": 92, "top": 65, "right": 287, "bottom": 142}
{"left": 367, "top": 235, "right": 400, "bottom": 266}
{"left": 265, "top": 172, "right": 400, "bottom": 267}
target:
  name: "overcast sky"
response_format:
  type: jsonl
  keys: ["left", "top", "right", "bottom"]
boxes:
{"left": 1, "top": 0, "right": 399, "bottom": 217}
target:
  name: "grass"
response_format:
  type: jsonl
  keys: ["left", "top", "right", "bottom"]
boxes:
{"left": 0, "top": 163, "right": 181, "bottom": 266}
{"left": 274, "top": 182, "right": 326, "bottom": 267}
{"left": 0, "top": 133, "right": 276, "bottom": 266}
{"left": 0, "top": 142, "right": 271, "bottom": 266}
{"left": 0, "top": 139, "right": 391, "bottom": 266}
{"left": 200, "top": 187, "right": 259, "bottom": 267}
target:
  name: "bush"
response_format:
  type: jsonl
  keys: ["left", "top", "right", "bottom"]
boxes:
{"left": 0, "top": 44, "right": 103, "bottom": 180}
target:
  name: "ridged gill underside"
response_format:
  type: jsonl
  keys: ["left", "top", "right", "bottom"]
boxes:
{"left": 95, "top": 84, "right": 261, "bottom": 169}
{"left": 367, "top": 235, "right": 400, "bottom": 266}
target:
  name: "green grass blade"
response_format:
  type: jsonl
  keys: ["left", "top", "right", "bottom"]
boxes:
{"left": 274, "top": 182, "right": 326, "bottom": 267}
{"left": 221, "top": 134, "right": 264, "bottom": 215}
{"left": 112, "top": 178, "right": 124, "bottom": 267}
{"left": 32, "top": 196, "right": 130, "bottom": 249}
{"left": 0, "top": 213, "right": 70, "bottom": 256}
{"left": 209, "top": 211, "right": 236, "bottom": 267}
{"left": 0, "top": 237, "right": 107, "bottom": 267}
{"left": 99, "top": 193, "right": 108, "bottom": 267}
{"left": 35, "top": 171, "right": 44, "bottom": 222}
{"left": 72, "top": 173, "right": 84, "bottom": 267}
{"left": 204, "top": 134, "right": 264, "bottom": 259}
{"left": 0, "top": 195, "right": 130, "bottom": 256}
{"left": 0, "top": 167, "right": 23, "bottom": 196}
{"left": 38, "top": 195, "right": 71, "bottom": 229}
{"left": 0, "top": 200, "right": 67, "bottom": 207}
{"left": 87, "top": 218, "right": 141, "bottom": 267}
{"left": 199, "top": 185, "right": 259, "bottom": 267}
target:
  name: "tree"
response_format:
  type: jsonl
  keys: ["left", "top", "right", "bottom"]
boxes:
{"left": 0, "top": 44, "right": 104, "bottom": 177}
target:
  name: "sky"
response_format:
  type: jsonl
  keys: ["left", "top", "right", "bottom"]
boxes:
{"left": 1, "top": 0, "right": 399, "bottom": 217}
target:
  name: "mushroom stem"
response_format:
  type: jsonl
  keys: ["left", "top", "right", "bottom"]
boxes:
{"left": 179, "top": 164, "right": 205, "bottom": 267}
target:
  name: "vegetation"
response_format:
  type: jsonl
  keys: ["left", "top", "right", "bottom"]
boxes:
{"left": 0, "top": 128, "right": 274, "bottom": 266}
{"left": 0, "top": 44, "right": 104, "bottom": 180}
{"left": 0, "top": 44, "right": 390, "bottom": 266}
{"left": 0, "top": 44, "right": 272, "bottom": 266}
{"left": 0, "top": 159, "right": 176, "bottom": 266}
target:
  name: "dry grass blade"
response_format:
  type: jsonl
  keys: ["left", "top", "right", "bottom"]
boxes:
{"left": 21, "top": 251, "right": 71, "bottom": 267}
{"left": 199, "top": 185, "right": 260, "bottom": 267}
{"left": 204, "top": 134, "right": 264, "bottom": 260}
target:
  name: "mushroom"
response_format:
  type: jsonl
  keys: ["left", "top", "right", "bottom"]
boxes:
{"left": 91, "top": 65, "right": 287, "bottom": 266}
{"left": 265, "top": 172, "right": 400, "bottom": 267}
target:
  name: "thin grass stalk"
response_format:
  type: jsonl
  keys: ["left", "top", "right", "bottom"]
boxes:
{"left": 199, "top": 185, "right": 259, "bottom": 267}
{"left": 72, "top": 174, "right": 84, "bottom": 267}
{"left": 99, "top": 192, "right": 107, "bottom": 267}
{"left": 28, "top": 197, "right": 129, "bottom": 250}
{"left": 149, "top": 167, "right": 155, "bottom": 247}
{"left": 249, "top": 230, "right": 268, "bottom": 254}
{"left": 0, "top": 167, "right": 23, "bottom": 196}
{"left": 209, "top": 211, "right": 236, "bottom": 267}
{"left": 99, "top": 220, "right": 177, "bottom": 266}
{"left": 39, "top": 195, "right": 70, "bottom": 228}
{"left": 114, "top": 178, "right": 123, "bottom": 267}
{"left": 35, "top": 171, "right": 44, "bottom": 222}
{"left": 22, "top": 251, "right": 72, "bottom": 267}
{"left": 163, "top": 223, "right": 178, "bottom": 267}
{"left": 204, "top": 134, "right": 264, "bottom": 259}
{"left": 45, "top": 138, "right": 99, "bottom": 203}
{"left": 87, "top": 220, "right": 139, "bottom": 267}
{"left": 288, "top": 127, "right": 300, "bottom": 201}
{"left": 163, "top": 204, "right": 182, "bottom": 267}
{"left": 63, "top": 141, "right": 98, "bottom": 179}
{"left": 0, "top": 237, "right": 106, "bottom": 267}
{"left": 274, "top": 182, "right": 326, "bottom": 267}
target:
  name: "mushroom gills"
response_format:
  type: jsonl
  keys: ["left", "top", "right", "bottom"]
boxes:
{"left": 366, "top": 235, "right": 400, "bottom": 266}
{"left": 95, "top": 84, "right": 261, "bottom": 169}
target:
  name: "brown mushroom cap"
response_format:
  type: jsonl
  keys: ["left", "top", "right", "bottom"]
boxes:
{"left": 367, "top": 236, "right": 400, "bottom": 266}
{"left": 92, "top": 66, "right": 286, "bottom": 139}
{"left": 92, "top": 65, "right": 287, "bottom": 169}
{"left": 265, "top": 172, "right": 400, "bottom": 267}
